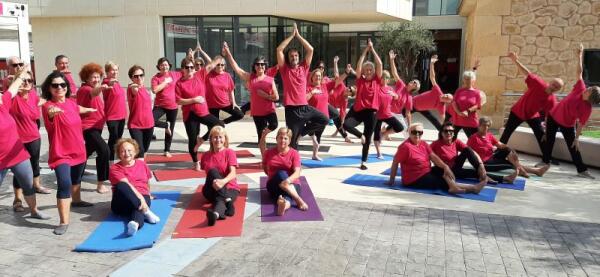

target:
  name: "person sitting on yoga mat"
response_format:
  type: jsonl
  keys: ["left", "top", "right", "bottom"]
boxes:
{"left": 468, "top": 116, "right": 549, "bottom": 178}
{"left": 259, "top": 127, "right": 308, "bottom": 216}
{"left": 200, "top": 126, "right": 239, "bottom": 226}
{"left": 109, "top": 138, "right": 160, "bottom": 236}
{"left": 386, "top": 123, "right": 485, "bottom": 194}
{"left": 431, "top": 122, "right": 517, "bottom": 185}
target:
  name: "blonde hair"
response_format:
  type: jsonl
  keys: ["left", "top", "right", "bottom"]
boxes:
{"left": 408, "top": 122, "right": 424, "bottom": 133}
{"left": 382, "top": 70, "right": 390, "bottom": 80}
{"left": 309, "top": 69, "right": 322, "bottom": 83}
{"left": 276, "top": 127, "right": 293, "bottom": 140}
{"left": 115, "top": 138, "right": 139, "bottom": 159}
{"left": 105, "top": 61, "right": 118, "bottom": 72}
{"left": 463, "top": 70, "right": 477, "bottom": 81}
{"left": 208, "top": 126, "right": 229, "bottom": 152}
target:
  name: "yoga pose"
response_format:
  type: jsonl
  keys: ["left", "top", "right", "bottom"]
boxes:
{"left": 412, "top": 55, "right": 454, "bottom": 131}
{"left": 201, "top": 126, "right": 240, "bottom": 226}
{"left": 305, "top": 68, "right": 341, "bottom": 160}
{"left": 151, "top": 57, "right": 182, "bottom": 158}
{"left": 77, "top": 63, "right": 111, "bottom": 194}
{"left": 389, "top": 50, "right": 418, "bottom": 131}
{"left": 374, "top": 69, "right": 405, "bottom": 159}
{"left": 41, "top": 71, "right": 97, "bottom": 235}
{"left": 260, "top": 127, "right": 308, "bottom": 216}
{"left": 387, "top": 123, "right": 485, "bottom": 194}
{"left": 109, "top": 138, "right": 160, "bottom": 236}
{"left": 325, "top": 57, "right": 352, "bottom": 143}
{"left": 469, "top": 117, "right": 549, "bottom": 178}
{"left": 222, "top": 42, "right": 279, "bottom": 142}
{"left": 276, "top": 23, "right": 328, "bottom": 149}
{"left": 542, "top": 44, "right": 600, "bottom": 179}
{"left": 54, "top": 55, "right": 79, "bottom": 98}
{"left": 206, "top": 55, "right": 244, "bottom": 125}
{"left": 102, "top": 61, "right": 127, "bottom": 161}
{"left": 127, "top": 65, "right": 155, "bottom": 158}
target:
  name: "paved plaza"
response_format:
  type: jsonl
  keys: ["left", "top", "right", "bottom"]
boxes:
{"left": 1, "top": 114, "right": 600, "bottom": 276}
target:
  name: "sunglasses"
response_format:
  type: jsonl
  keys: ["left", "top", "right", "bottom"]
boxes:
{"left": 51, "top": 83, "right": 68, "bottom": 89}
{"left": 442, "top": 129, "right": 454, "bottom": 134}
{"left": 410, "top": 130, "right": 424, "bottom": 136}
{"left": 317, "top": 66, "right": 325, "bottom": 69}
{"left": 216, "top": 63, "right": 226, "bottom": 67}
{"left": 254, "top": 62, "right": 266, "bottom": 66}
{"left": 132, "top": 74, "right": 145, "bottom": 79}
{"left": 183, "top": 65, "right": 194, "bottom": 70}
{"left": 21, "top": 78, "right": 34, "bottom": 84}
{"left": 11, "top": 63, "right": 25, "bottom": 67}
{"left": 195, "top": 63, "right": 204, "bottom": 66}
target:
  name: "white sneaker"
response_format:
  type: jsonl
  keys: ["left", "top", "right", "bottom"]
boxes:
{"left": 144, "top": 210, "right": 160, "bottom": 224}
{"left": 577, "top": 171, "right": 596, "bottom": 180}
{"left": 127, "top": 221, "right": 139, "bottom": 236}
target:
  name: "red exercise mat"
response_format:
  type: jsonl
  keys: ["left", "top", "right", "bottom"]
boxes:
{"left": 153, "top": 162, "right": 263, "bottom": 181}
{"left": 172, "top": 184, "right": 247, "bottom": 238}
{"left": 145, "top": 150, "right": 255, "bottom": 164}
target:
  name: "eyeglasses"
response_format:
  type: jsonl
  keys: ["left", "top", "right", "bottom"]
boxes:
{"left": 132, "top": 74, "right": 145, "bottom": 79}
{"left": 442, "top": 129, "right": 454, "bottom": 134}
{"left": 183, "top": 66, "right": 194, "bottom": 70}
{"left": 410, "top": 130, "right": 424, "bottom": 136}
{"left": 216, "top": 63, "right": 226, "bottom": 67}
{"left": 21, "top": 78, "right": 33, "bottom": 84}
{"left": 254, "top": 62, "right": 266, "bottom": 66}
{"left": 317, "top": 66, "right": 325, "bottom": 69}
{"left": 50, "top": 83, "right": 68, "bottom": 89}
{"left": 11, "top": 63, "right": 24, "bottom": 67}
{"left": 195, "top": 63, "right": 204, "bottom": 66}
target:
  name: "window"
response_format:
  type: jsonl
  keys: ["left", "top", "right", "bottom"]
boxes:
{"left": 584, "top": 49, "right": 600, "bottom": 86}
{"left": 413, "top": 0, "right": 459, "bottom": 16}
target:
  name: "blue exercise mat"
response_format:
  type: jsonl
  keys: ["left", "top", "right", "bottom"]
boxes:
{"left": 302, "top": 154, "right": 393, "bottom": 168}
{"left": 342, "top": 174, "right": 498, "bottom": 202}
{"left": 380, "top": 168, "right": 525, "bottom": 191}
{"left": 74, "top": 191, "right": 181, "bottom": 252}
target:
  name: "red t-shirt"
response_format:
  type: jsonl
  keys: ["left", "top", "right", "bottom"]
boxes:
{"left": 102, "top": 79, "right": 127, "bottom": 121}
{"left": 451, "top": 88, "right": 481, "bottom": 128}
{"left": 109, "top": 159, "right": 152, "bottom": 196}
{"left": 151, "top": 71, "right": 182, "bottom": 110}
{"left": 377, "top": 85, "right": 395, "bottom": 120}
{"left": 200, "top": 148, "right": 239, "bottom": 191}
{"left": 0, "top": 93, "right": 31, "bottom": 169}
{"left": 329, "top": 82, "right": 348, "bottom": 117}
{"left": 205, "top": 71, "right": 234, "bottom": 109}
{"left": 64, "top": 72, "right": 79, "bottom": 98}
{"left": 550, "top": 79, "right": 592, "bottom": 127}
{"left": 467, "top": 132, "right": 499, "bottom": 163}
{"left": 354, "top": 76, "right": 382, "bottom": 111}
{"left": 9, "top": 90, "right": 41, "bottom": 143}
{"left": 42, "top": 99, "right": 87, "bottom": 169}
{"left": 391, "top": 82, "right": 413, "bottom": 114}
{"left": 248, "top": 74, "right": 276, "bottom": 116}
{"left": 176, "top": 69, "right": 209, "bottom": 121}
{"left": 307, "top": 82, "right": 334, "bottom": 120}
{"left": 127, "top": 86, "right": 154, "bottom": 129}
{"left": 430, "top": 139, "right": 467, "bottom": 168}
{"left": 394, "top": 140, "right": 432, "bottom": 185}
{"left": 262, "top": 147, "right": 301, "bottom": 180}
{"left": 265, "top": 66, "right": 279, "bottom": 78}
{"left": 511, "top": 74, "right": 558, "bottom": 120}
{"left": 76, "top": 84, "right": 106, "bottom": 130}
{"left": 413, "top": 84, "right": 446, "bottom": 116}
{"left": 279, "top": 62, "right": 310, "bottom": 106}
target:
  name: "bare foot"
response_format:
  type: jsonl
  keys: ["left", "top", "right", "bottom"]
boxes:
{"left": 331, "top": 130, "right": 339, "bottom": 137}
{"left": 536, "top": 164, "right": 550, "bottom": 177}
{"left": 504, "top": 170, "right": 518, "bottom": 184}
{"left": 296, "top": 199, "right": 309, "bottom": 211}
{"left": 344, "top": 137, "right": 353, "bottom": 143}
{"left": 96, "top": 185, "right": 110, "bottom": 194}
{"left": 312, "top": 155, "right": 322, "bottom": 161}
{"left": 518, "top": 167, "right": 530, "bottom": 178}
{"left": 486, "top": 177, "right": 498, "bottom": 185}
{"left": 470, "top": 181, "right": 486, "bottom": 194}
{"left": 276, "top": 196, "right": 290, "bottom": 216}
{"left": 193, "top": 162, "right": 201, "bottom": 171}
{"left": 164, "top": 151, "right": 172, "bottom": 158}
{"left": 384, "top": 134, "right": 392, "bottom": 141}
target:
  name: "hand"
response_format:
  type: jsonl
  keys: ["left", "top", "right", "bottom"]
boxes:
{"left": 232, "top": 103, "right": 240, "bottom": 111}
{"left": 367, "top": 38, "right": 373, "bottom": 49}
{"left": 572, "top": 137, "right": 580, "bottom": 151}
{"left": 163, "top": 77, "right": 173, "bottom": 84}
{"left": 443, "top": 167, "right": 455, "bottom": 182}
{"left": 85, "top": 108, "right": 98, "bottom": 113}
{"left": 261, "top": 128, "right": 270, "bottom": 139}
{"left": 187, "top": 48, "right": 194, "bottom": 58}
{"left": 292, "top": 23, "right": 299, "bottom": 36}
{"left": 385, "top": 179, "right": 394, "bottom": 186}
{"left": 196, "top": 41, "right": 202, "bottom": 52}
{"left": 311, "top": 88, "right": 321, "bottom": 94}
{"left": 389, "top": 49, "right": 397, "bottom": 60}
{"left": 129, "top": 83, "right": 139, "bottom": 90}
{"left": 460, "top": 110, "right": 469, "bottom": 117}
{"left": 577, "top": 43, "right": 584, "bottom": 56}
{"left": 430, "top": 54, "right": 438, "bottom": 64}
{"left": 48, "top": 106, "right": 63, "bottom": 114}
{"left": 333, "top": 56, "right": 339, "bottom": 64}
{"left": 212, "top": 179, "right": 226, "bottom": 190}
{"left": 508, "top": 52, "right": 517, "bottom": 62}
{"left": 193, "top": 96, "right": 205, "bottom": 103}
{"left": 101, "top": 83, "right": 110, "bottom": 90}
{"left": 222, "top": 42, "right": 230, "bottom": 57}
{"left": 138, "top": 199, "right": 149, "bottom": 212}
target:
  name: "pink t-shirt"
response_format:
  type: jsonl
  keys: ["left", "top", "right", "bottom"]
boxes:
{"left": 354, "top": 76, "right": 382, "bottom": 111}
{"left": 127, "top": 86, "right": 155, "bottom": 129}
{"left": 394, "top": 140, "right": 432, "bottom": 185}
{"left": 102, "top": 79, "right": 127, "bottom": 121}
{"left": 329, "top": 82, "right": 348, "bottom": 119}
{"left": 467, "top": 132, "right": 499, "bottom": 163}
{"left": 307, "top": 82, "right": 334, "bottom": 120}
{"left": 451, "top": 88, "right": 481, "bottom": 128}
{"left": 205, "top": 71, "right": 234, "bottom": 109}
{"left": 109, "top": 159, "right": 152, "bottom": 196}
{"left": 200, "top": 148, "right": 239, "bottom": 191}
{"left": 77, "top": 84, "right": 106, "bottom": 130}
{"left": 248, "top": 74, "right": 276, "bottom": 116}
{"left": 262, "top": 147, "right": 301, "bottom": 180}
{"left": 413, "top": 84, "right": 446, "bottom": 116}
{"left": 377, "top": 85, "right": 395, "bottom": 120}
{"left": 550, "top": 79, "right": 592, "bottom": 127}
{"left": 391, "top": 82, "right": 413, "bottom": 114}
{"left": 265, "top": 66, "right": 279, "bottom": 78}
{"left": 9, "top": 90, "right": 41, "bottom": 143}
{"left": 63, "top": 72, "right": 79, "bottom": 98}
{"left": 0, "top": 93, "right": 31, "bottom": 169}
{"left": 176, "top": 69, "right": 209, "bottom": 121}
{"left": 430, "top": 139, "right": 467, "bottom": 168}
{"left": 42, "top": 99, "right": 87, "bottom": 169}
{"left": 279, "top": 62, "right": 310, "bottom": 106}
{"left": 151, "top": 71, "right": 182, "bottom": 110}
{"left": 511, "top": 74, "right": 557, "bottom": 120}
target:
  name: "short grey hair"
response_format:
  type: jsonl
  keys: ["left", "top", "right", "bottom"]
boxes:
{"left": 463, "top": 70, "right": 477, "bottom": 81}
{"left": 588, "top": 86, "right": 600, "bottom": 105}
{"left": 362, "top": 61, "right": 375, "bottom": 70}
{"left": 6, "top": 56, "right": 20, "bottom": 66}
{"left": 479, "top": 116, "right": 492, "bottom": 126}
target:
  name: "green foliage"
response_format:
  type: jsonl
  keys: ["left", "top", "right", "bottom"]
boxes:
{"left": 378, "top": 22, "right": 436, "bottom": 81}
{"left": 582, "top": 130, "right": 600, "bottom": 139}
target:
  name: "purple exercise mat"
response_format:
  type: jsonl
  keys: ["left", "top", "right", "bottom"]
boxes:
{"left": 259, "top": 176, "right": 324, "bottom": 222}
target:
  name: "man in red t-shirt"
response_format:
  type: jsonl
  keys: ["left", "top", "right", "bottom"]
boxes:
{"left": 54, "top": 55, "right": 79, "bottom": 98}
{"left": 1, "top": 56, "right": 26, "bottom": 92}
{"left": 276, "top": 23, "right": 328, "bottom": 149}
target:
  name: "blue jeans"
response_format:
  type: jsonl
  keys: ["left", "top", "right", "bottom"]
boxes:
{"left": 266, "top": 170, "right": 301, "bottom": 204}
{"left": 0, "top": 160, "right": 35, "bottom": 196}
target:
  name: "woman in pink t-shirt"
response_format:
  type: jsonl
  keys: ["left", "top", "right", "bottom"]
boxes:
{"left": 388, "top": 50, "right": 419, "bottom": 131}
{"left": 109, "top": 138, "right": 160, "bottom": 236}
{"left": 324, "top": 56, "right": 352, "bottom": 143}
{"left": 542, "top": 44, "right": 600, "bottom": 179}
{"left": 451, "top": 69, "right": 482, "bottom": 139}
{"left": 411, "top": 55, "right": 454, "bottom": 131}
{"left": 127, "top": 65, "right": 155, "bottom": 158}
{"left": 374, "top": 70, "right": 404, "bottom": 159}
{"left": 259, "top": 127, "right": 308, "bottom": 216}
{"left": 387, "top": 123, "right": 484, "bottom": 194}
{"left": 77, "top": 63, "right": 110, "bottom": 194}
{"left": 206, "top": 55, "right": 244, "bottom": 125}
{"left": 102, "top": 61, "right": 127, "bottom": 161}
{"left": 41, "top": 71, "right": 98, "bottom": 235}
{"left": 201, "top": 126, "right": 239, "bottom": 226}
{"left": 151, "top": 57, "right": 183, "bottom": 158}
{"left": 305, "top": 69, "right": 336, "bottom": 160}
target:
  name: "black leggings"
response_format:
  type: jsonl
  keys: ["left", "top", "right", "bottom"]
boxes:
{"left": 404, "top": 167, "right": 449, "bottom": 190}
{"left": 153, "top": 107, "right": 178, "bottom": 152}
{"left": 343, "top": 108, "right": 377, "bottom": 162}
{"left": 284, "top": 105, "right": 328, "bottom": 149}
{"left": 83, "top": 128, "right": 110, "bottom": 182}
{"left": 413, "top": 109, "right": 443, "bottom": 131}
{"left": 453, "top": 126, "right": 478, "bottom": 140}
{"left": 240, "top": 102, "right": 251, "bottom": 114}
{"left": 266, "top": 170, "right": 301, "bottom": 204}
{"left": 543, "top": 115, "right": 587, "bottom": 172}
{"left": 451, "top": 147, "right": 503, "bottom": 182}
{"left": 183, "top": 112, "right": 224, "bottom": 162}
{"left": 129, "top": 128, "right": 154, "bottom": 158}
{"left": 252, "top": 113, "right": 278, "bottom": 143}
{"left": 374, "top": 116, "right": 404, "bottom": 142}
{"left": 329, "top": 104, "right": 348, "bottom": 138}
{"left": 106, "top": 119, "right": 125, "bottom": 161}
{"left": 55, "top": 162, "right": 85, "bottom": 199}
{"left": 202, "top": 169, "right": 240, "bottom": 216}
{"left": 499, "top": 112, "right": 545, "bottom": 154}
{"left": 111, "top": 182, "right": 151, "bottom": 229}
{"left": 13, "top": 138, "right": 41, "bottom": 189}
{"left": 484, "top": 148, "right": 515, "bottom": 172}
{"left": 209, "top": 105, "right": 244, "bottom": 125}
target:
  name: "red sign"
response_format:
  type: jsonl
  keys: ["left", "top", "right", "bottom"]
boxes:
{"left": 165, "top": 23, "right": 197, "bottom": 35}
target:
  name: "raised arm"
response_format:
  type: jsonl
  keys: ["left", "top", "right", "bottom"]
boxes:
{"left": 508, "top": 52, "right": 531, "bottom": 76}
{"left": 369, "top": 39, "right": 383, "bottom": 78}
{"left": 429, "top": 55, "right": 438, "bottom": 87}
{"left": 389, "top": 50, "right": 401, "bottom": 83}
{"left": 276, "top": 24, "right": 297, "bottom": 68}
{"left": 576, "top": 43, "right": 584, "bottom": 80}
{"left": 355, "top": 41, "right": 371, "bottom": 76}
{"left": 4, "top": 68, "right": 27, "bottom": 98}
{"left": 332, "top": 56, "right": 340, "bottom": 78}
{"left": 222, "top": 42, "right": 251, "bottom": 82}
{"left": 294, "top": 23, "right": 314, "bottom": 65}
